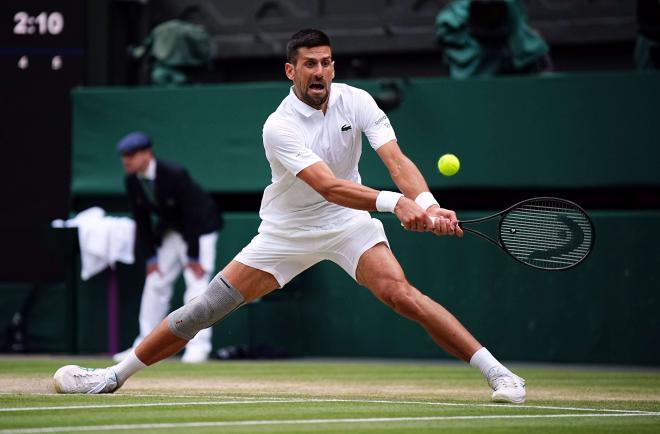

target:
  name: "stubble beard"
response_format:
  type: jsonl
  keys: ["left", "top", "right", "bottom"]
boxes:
{"left": 296, "top": 82, "right": 329, "bottom": 110}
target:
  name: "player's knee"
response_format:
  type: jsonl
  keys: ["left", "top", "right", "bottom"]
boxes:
{"left": 382, "top": 280, "right": 423, "bottom": 319}
{"left": 167, "top": 274, "right": 245, "bottom": 340}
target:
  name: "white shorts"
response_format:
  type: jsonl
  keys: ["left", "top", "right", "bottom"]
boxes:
{"left": 234, "top": 215, "right": 389, "bottom": 287}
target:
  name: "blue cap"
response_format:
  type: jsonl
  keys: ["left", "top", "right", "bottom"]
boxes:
{"left": 116, "top": 132, "right": 152, "bottom": 154}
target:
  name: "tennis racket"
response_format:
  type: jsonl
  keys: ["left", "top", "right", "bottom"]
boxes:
{"left": 450, "top": 197, "right": 595, "bottom": 271}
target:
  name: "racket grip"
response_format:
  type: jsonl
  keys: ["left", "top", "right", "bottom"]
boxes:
{"left": 431, "top": 216, "right": 461, "bottom": 231}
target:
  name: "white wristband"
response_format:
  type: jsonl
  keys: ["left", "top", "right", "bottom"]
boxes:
{"left": 376, "top": 191, "right": 403, "bottom": 213}
{"left": 415, "top": 192, "right": 439, "bottom": 210}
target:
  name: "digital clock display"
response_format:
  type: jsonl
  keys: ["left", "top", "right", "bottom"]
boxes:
{"left": 14, "top": 11, "right": 65, "bottom": 35}
{"left": 1, "top": 0, "right": 86, "bottom": 282}
{"left": 1, "top": 0, "right": 85, "bottom": 69}
{"left": 2, "top": 3, "right": 84, "bottom": 42}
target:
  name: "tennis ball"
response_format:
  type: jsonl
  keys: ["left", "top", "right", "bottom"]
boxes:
{"left": 438, "top": 153, "right": 460, "bottom": 176}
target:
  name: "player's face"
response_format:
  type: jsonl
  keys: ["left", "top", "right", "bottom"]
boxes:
{"left": 286, "top": 46, "right": 334, "bottom": 111}
{"left": 121, "top": 149, "right": 152, "bottom": 174}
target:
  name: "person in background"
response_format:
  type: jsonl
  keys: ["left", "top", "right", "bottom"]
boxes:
{"left": 112, "top": 132, "right": 222, "bottom": 363}
{"left": 436, "top": 0, "right": 552, "bottom": 79}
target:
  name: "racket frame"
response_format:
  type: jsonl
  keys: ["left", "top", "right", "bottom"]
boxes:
{"left": 458, "top": 197, "right": 595, "bottom": 271}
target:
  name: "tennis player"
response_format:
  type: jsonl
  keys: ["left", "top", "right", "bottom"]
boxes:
{"left": 53, "top": 29, "right": 526, "bottom": 404}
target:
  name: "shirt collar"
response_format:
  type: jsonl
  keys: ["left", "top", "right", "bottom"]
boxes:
{"left": 139, "top": 158, "right": 156, "bottom": 180}
{"left": 288, "top": 84, "right": 340, "bottom": 117}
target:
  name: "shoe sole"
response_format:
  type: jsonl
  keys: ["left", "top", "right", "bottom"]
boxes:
{"left": 492, "top": 392, "right": 525, "bottom": 404}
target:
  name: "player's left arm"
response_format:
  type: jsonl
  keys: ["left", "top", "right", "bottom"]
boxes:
{"left": 376, "top": 139, "right": 461, "bottom": 236}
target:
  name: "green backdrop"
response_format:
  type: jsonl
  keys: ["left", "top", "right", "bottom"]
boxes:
{"left": 71, "top": 72, "right": 660, "bottom": 194}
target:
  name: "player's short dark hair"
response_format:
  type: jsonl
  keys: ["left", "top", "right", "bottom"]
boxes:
{"left": 286, "top": 29, "right": 332, "bottom": 64}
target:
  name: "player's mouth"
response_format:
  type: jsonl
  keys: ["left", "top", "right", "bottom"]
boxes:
{"left": 308, "top": 82, "right": 326, "bottom": 96}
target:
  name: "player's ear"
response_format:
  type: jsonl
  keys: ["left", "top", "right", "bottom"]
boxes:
{"left": 285, "top": 62, "right": 295, "bottom": 81}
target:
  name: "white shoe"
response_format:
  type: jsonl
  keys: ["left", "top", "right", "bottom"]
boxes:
{"left": 487, "top": 367, "right": 526, "bottom": 404}
{"left": 181, "top": 349, "right": 209, "bottom": 364}
{"left": 112, "top": 347, "right": 133, "bottom": 363}
{"left": 53, "top": 365, "right": 119, "bottom": 394}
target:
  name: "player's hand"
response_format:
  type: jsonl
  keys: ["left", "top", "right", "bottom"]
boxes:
{"left": 395, "top": 197, "right": 435, "bottom": 232}
{"left": 428, "top": 205, "right": 463, "bottom": 238}
{"left": 187, "top": 261, "right": 206, "bottom": 279}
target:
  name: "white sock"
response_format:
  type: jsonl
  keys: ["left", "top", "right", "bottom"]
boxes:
{"left": 111, "top": 350, "right": 147, "bottom": 385}
{"left": 469, "top": 347, "right": 507, "bottom": 378}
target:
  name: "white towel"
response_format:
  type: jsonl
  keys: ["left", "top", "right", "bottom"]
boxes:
{"left": 52, "top": 207, "right": 136, "bottom": 280}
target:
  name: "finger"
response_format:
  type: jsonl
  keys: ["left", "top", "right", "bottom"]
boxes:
{"left": 423, "top": 214, "right": 435, "bottom": 232}
{"left": 409, "top": 216, "right": 423, "bottom": 232}
{"left": 430, "top": 216, "right": 442, "bottom": 236}
{"left": 448, "top": 220, "right": 457, "bottom": 235}
{"left": 431, "top": 217, "right": 445, "bottom": 236}
{"left": 421, "top": 214, "right": 434, "bottom": 232}
{"left": 441, "top": 217, "right": 453, "bottom": 235}
{"left": 439, "top": 218, "right": 450, "bottom": 235}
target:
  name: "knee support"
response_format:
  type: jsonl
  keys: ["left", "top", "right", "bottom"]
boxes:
{"left": 167, "top": 274, "right": 244, "bottom": 340}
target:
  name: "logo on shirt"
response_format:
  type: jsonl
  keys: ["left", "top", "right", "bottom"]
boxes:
{"left": 341, "top": 124, "right": 352, "bottom": 132}
{"left": 375, "top": 115, "right": 391, "bottom": 129}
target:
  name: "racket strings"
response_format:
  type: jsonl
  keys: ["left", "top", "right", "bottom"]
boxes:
{"left": 499, "top": 200, "right": 593, "bottom": 269}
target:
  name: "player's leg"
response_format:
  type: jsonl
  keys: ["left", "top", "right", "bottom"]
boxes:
{"left": 355, "top": 243, "right": 526, "bottom": 404}
{"left": 126, "top": 260, "right": 278, "bottom": 369}
{"left": 180, "top": 231, "right": 218, "bottom": 363}
{"left": 356, "top": 243, "right": 481, "bottom": 361}
{"left": 53, "top": 260, "right": 279, "bottom": 394}
{"left": 130, "top": 229, "right": 321, "bottom": 367}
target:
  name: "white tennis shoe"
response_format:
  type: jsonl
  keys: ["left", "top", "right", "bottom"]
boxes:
{"left": 53, "top": 365, "right": 119, "bottom": 394}
{"left": 487, "top": 367, "right": 526, "bottom": 404}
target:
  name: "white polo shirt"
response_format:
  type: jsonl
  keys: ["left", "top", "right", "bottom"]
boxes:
{"left": 259, "top": 83, "right": 396, "bottom": 234}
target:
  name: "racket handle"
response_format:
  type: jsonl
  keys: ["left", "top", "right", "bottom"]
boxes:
{"left": 431, "top": 216, "right": 461, "bottom": 224}
{"left": 401, "top": 217, "right": 460, "bottom": 232}
{"left": 430, "top": 216, "right": 461, "bottom": 231}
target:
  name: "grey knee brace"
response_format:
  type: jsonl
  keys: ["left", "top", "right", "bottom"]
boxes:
{"left": 167, "top": 274, "right": 245, "bottom": 340}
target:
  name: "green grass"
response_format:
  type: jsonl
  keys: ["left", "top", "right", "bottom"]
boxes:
{"left": 0, "top": 357, "right": 659, "bottom": 433}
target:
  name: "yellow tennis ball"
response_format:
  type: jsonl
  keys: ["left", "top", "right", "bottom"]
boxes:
{"left": 438, "top": 153, "right": 460, "bottom": 176}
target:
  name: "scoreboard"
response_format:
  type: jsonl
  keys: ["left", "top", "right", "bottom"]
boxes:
{"left": 0, "top": 1, "right": 86, "bottom": 281}
{"left": 1, "top": 1, "right": 85, "bottom": 77}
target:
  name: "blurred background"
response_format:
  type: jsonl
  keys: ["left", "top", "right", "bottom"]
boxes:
{"left": 0, "top": 0, "right": 658, "bottom": 365}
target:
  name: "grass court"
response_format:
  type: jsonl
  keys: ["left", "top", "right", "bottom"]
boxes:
{"left": 1, "top": 356, "right": 659, "bottom": 433}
